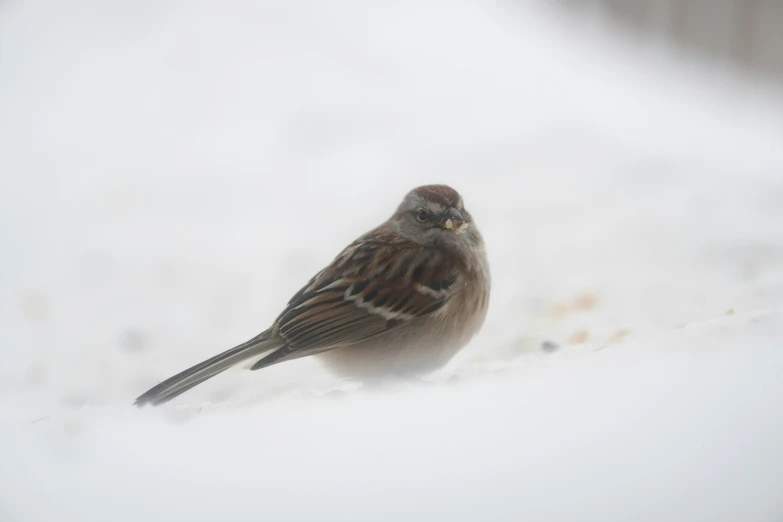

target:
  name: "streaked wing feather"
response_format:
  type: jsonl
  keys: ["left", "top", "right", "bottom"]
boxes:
{"left": 273, "top": 227, "right": 458, "bottom": 354}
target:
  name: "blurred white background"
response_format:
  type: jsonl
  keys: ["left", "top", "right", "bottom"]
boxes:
{"left": 1, "top": 1, "right": 782, "bottom": 521}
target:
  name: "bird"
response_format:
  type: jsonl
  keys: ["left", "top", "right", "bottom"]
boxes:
{"left": 134, "top": 184, "right": 490, "bottom": 406}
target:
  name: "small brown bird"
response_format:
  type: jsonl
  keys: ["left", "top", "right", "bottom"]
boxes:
{"left": 135, "top": 185, "right": 490, "bottom": 406}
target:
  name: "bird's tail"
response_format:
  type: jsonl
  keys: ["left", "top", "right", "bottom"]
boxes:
{"left": 134, "top": 331, "right": 280, "bottom": 407}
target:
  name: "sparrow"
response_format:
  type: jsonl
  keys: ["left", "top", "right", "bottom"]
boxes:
{"left": 135, "top": 184, "right": 490, "bottom": 406}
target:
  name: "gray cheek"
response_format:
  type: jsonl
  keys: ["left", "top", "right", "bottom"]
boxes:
{"left": 429, "top": 230, "right": 458, "bottom": 249}
{"left": 411, "top": 227, "right": 439, "bottom": 245}
{"left": 445, "top": 228, "right": 481, "bottom": 250}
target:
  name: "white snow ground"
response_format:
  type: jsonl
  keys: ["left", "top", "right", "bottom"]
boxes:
{"left": 1, "top": 1, "right": 783, "bottom": 521}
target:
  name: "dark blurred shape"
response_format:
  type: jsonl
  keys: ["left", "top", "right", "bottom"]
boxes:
{"left": 119, "top": 327, "right": 147, "bottom": 353}
{"left": 557, "top": 0, "right": 783, "bottom": 83}
{"left": 541, "top": 341, "right": 560, "bottom": 353}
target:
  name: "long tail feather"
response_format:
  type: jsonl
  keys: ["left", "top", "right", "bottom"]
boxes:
{"left": 134, "top": 332, "right": 280, "bottom": 407}
{"left": 249, "top": 344, "right": 326, "bottom": 371}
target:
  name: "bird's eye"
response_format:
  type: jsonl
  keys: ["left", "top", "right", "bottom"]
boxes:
{"left": 416, "top": 209, "right": 428, "bottom": 222}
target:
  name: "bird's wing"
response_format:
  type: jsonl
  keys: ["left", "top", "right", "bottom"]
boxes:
{"left": 251, "top": 228, "right": 459, "bottom": 369}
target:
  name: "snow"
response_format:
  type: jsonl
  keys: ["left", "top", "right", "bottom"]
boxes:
{"left": 1, "top": 1, "right": 782, "bottom": 521}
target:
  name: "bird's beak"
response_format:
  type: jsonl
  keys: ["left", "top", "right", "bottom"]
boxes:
{"left": 441, "top": 207, "right": 465, "bottom": 231}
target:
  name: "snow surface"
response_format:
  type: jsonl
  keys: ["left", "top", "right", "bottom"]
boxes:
{"left": 1, "top": 1, "right": 782, "bottom": 521}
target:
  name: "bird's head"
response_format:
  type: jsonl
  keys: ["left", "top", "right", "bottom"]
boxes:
{"left": 390, "top": 184, "right": 481, "bottom": 251}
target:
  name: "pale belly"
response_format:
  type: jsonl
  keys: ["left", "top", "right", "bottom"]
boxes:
{"left": 318, "top": 275, "right": 489, "bottom": 380}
